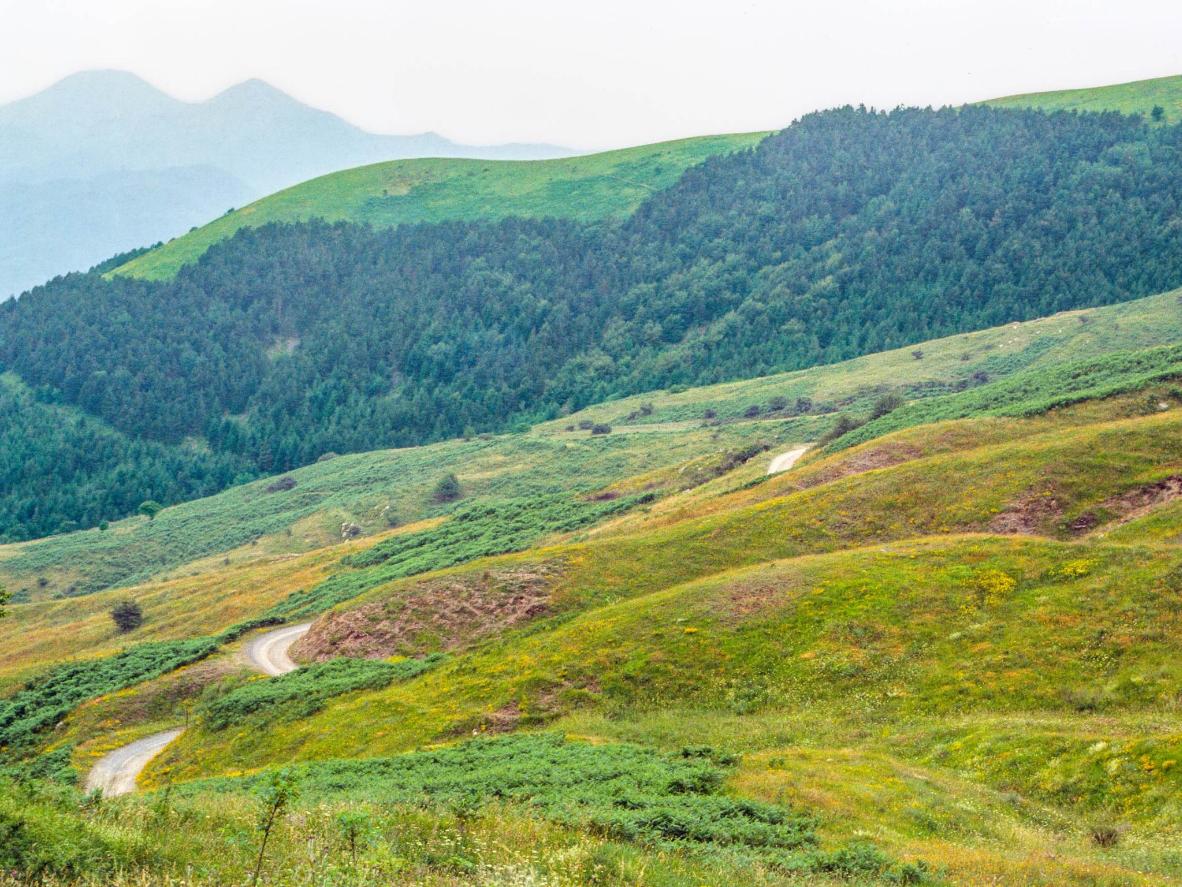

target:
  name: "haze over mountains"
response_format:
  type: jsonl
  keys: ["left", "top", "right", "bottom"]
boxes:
{"left": 0, "top": 70, "right": 571, "bottom": 298}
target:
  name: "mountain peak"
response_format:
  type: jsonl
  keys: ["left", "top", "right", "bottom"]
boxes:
{"left": 1, "top": 69, "right": 179, "bottom": 130}
{"left": 17, "top": 69, "right": 172, "bottom": 108}
{"left": 207, "top": 78, "right": 300, "bottom": 108}
{"left": 52, "top": 69, "right": 159, "bottom": 89}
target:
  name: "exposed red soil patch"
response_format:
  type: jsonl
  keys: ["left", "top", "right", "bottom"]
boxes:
{"left": 988, "top": 490, "right": 1064, "bottom": 535}
{"left": 448, "top": 676, "right": 604, "bottom": 739}
{"left": 797, "top": 442, "right": 923, "bottom": 490}
{"left": 584, "top": 489, "right": 621, "bottom": 501}
{"left": 1073, "top": 475, "right": 1182, "bottom": 535}
{"left": 481, "top": 701, "right": 523, "bottom": 734}
{"left": 722, "top": 578, "right": 801, "bottom": 621}
{"left": 293, "top": 562, "right": 565, "bottom": 661}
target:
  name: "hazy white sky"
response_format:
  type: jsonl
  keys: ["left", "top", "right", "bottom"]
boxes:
{"left": 2, "top": 0, "right": 1180, "bottom": 150}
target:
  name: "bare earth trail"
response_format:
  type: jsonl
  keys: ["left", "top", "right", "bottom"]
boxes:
{"left": 244, "top": 622, "right": 312, "bottom": 676}
{"left": 84, "top": 728, "right": 184, "bottom": 797}
{"left": 767, "top": 445, "right": 809, "bottom": 475}
{"left": 84, "top": 623, "right": 311, "bottom": 796}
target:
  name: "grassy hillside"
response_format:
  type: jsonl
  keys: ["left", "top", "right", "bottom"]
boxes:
{"left": 535, "top": 287, "right": 1182, "bottom": 430}
{"left": 9, "top": 284, "right": 1182, "bottom": 884}
{"left": 125, "top": 401, "right": 1182, "bottom": 885}
{"left": 152, "top": 405, "right": 1182, "bottom": 766}
{"left": 0, "top": 419, "right": 797, "bottom": 690}
{"left": 6, "top": 105, "right": 1176, "bottom": 546}
{"left": 984, "top": 73, "right": 1182, "bottom": 120}
{"left": 6, "top": 285, "right": 1179, "bottom": 607}
{"left": 111, "top": 132, "right": 767, "bottom": 281}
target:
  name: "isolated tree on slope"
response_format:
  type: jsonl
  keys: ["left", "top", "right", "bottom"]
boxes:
{"left": 111, "top": 599, "right": 143, "bottom": 633}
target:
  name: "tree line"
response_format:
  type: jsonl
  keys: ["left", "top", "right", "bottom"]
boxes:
{"left": 2, "top": 104, "right": 1182, "bottom": 538}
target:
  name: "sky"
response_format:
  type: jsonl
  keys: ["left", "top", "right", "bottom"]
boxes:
{"left": 1, "top": 0, "right": 1180, "bottom": 151}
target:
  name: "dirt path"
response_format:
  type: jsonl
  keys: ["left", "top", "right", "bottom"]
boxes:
{"left": 244, "top": 622, "right": 311, "bottom": 676}
{"left": 84, "top": 728, "right": 183, "bottom": 797}
{"left": 767, "top": 445, "right": 809, "bottom": 475}
{"left": 84, "top": 623, "right": 311, "bottom": 796}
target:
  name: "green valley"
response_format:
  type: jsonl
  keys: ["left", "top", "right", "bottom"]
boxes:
{"left": 7, "top": 70, "right": 1182, "bottom": 887}
{"left": 6, "top": 271, "right": 1182, "bottom": 884}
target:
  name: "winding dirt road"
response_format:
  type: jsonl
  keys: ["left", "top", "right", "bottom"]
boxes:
{"left": 767, "top": 445, "right": 808, "bottom": 475}
{"left": 84, "top": 728, "right": 183, "bottom": 797}
{"left": 244, "top": 622, "right": 311, "bottom": 676}
{"left": 84, "top": 623, "right": 311, "bottom": 796}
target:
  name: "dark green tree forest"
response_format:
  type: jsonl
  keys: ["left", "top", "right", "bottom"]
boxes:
{"left": 3, "top": 105, "right": 1182, "bottom": 539}
{"left": 0, "top": 381, "right": 250, "bottom": 541}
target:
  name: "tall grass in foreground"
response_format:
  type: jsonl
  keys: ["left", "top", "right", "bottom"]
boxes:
{"left": 0, "top": 734, "right": 928, "bottom": 886}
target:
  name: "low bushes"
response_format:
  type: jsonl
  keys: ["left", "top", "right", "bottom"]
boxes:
{"left": 266, "top": 492, "right": 646, "bottom": 619}
{"left": 179, "top": 734, "right": 920, "bottom": 877}
{"left": 0, "top": 638, "right": 218, "bottom": 760}
{"left": 201, "top": 655, "right": 445, "bottom": 730}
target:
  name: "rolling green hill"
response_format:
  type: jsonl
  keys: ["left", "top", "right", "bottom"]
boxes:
{"left": 112, "top": 71, "right": 1182, "bottom": 286}
{"left": 984, "top": 72, "right": 1182, "bottom": 120}
{"left": 8, "top": 285, "right": 1182, "bottom": 882}
{"left": 4, "top": 285, "right": 1179, "bottom": 612}
{"left": 11, "top": 86, "right": 1182, "bottom": 886}
{"left": 7, "top": 104, "right": 1180, "bottom": 551}
{"left": 114, "top": 71, "right": 1182, "bottom": 286}
{"left": 110, "top": 132, "right": 767, "bottom": 281}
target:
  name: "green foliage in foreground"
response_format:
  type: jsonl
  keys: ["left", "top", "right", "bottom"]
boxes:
{"left": 180, "top": 734, "right": 917, "bottom": 878}
{"left": 266, "top": 492, "right": 649, "bottom": 619}
{"left": 0, "top": 639, "right": 217, "bottom": 760}
{"left": 0, "top": 770, "right": 920, "bottom": 886}
{"left": 832, "top": 345, "right": 1182, "bottom": 450}
{"left": 0, "top": 779, "right": 155, "bottom": 881}
{"left": 0, "top": 744, "right": 76, "bottom": 785}
{"left": 202, "top": 655, "right": 445, "bottom": 730}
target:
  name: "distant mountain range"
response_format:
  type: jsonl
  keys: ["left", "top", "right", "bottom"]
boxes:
{"left": 0, "top": 70, "right": 572, "bottom": 298}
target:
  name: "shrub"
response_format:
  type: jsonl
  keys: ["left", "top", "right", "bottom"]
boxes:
{"left": 1090, "top": 822, "right": 1126, "bottom": 847}
{"left": 201, "top": 656, "right": 443, "bottom": 730}
{"left": 870, "top": 393, "right": 905, "bottom": 420}
{"left": 818, "top": 414, "right": 864, "bottom": 445}
{"left": 743, "top": 404, "right": 762, "bottom": 418}
{"left": 110, "top": 600, "right": 144, "bottom": 633}
{"left": 0, "top": 639, "right": 218, "bottom": 758}
{"left": 251, "top": 769, "right": 299, "bottom": 884}
{"left": 590, "top": 424, "right": 612, "bottom": 435}
{"left": 137, "top": 500, "right": 164, "bottom": 520}
{"left": 433, "top": 473, "right": 462, "bottom": 503}
{"left": 264, "top": 476, "right": 296, "bottom": 493}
